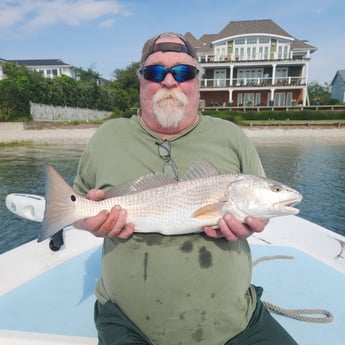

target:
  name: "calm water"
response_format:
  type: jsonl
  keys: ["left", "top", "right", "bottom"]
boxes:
{"left": 1, "top": 141, "right": 344, "bottom": 254}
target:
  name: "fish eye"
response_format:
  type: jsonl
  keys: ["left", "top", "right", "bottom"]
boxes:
{"left": 70, "top": 195, "right": 76, "bottom": 202}
{"left": 271, "top": 185, "right": 282, "bottom": 193}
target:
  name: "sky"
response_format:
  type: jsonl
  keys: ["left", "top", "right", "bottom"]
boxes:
{"left": 0, "top": 0, "right": 344, "bottom": 84}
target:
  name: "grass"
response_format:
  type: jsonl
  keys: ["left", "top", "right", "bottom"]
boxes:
{"left": 0, "top": 140, "right": 34, "bottom": 147}
{"left": 241, "top": 119, "right": 345, "bottom": 127}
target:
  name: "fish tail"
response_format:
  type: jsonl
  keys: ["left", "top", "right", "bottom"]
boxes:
{"left": 38, "top": 164, "right": 80, "bottom": 242}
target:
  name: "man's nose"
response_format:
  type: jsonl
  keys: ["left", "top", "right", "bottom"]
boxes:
{"left": 161, "top": 72, "right": 178, "bottom": 87}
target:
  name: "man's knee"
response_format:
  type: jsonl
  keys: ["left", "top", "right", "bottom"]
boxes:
{"left": 94, "top": 300, "right": 151, "bottom": 345}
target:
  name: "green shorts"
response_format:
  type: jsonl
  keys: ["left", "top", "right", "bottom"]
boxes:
{"left": 94, "top": 286, "right": 298, "bottom": 345}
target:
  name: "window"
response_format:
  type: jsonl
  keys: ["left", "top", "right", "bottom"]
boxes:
{"left": 244, "top": 93, "right": 255, "bottom": 106}
{"left": 251, "top": 47, "right": 257, "bottom": 60}
{"left": 255, "top": 93, "right": 261, "bottom": 106}
{"left": 259, "top": 37, "right": 269, "bottom": 44}
{"left": 215, "top": 45, "right": 227, "bottom": 60}
{"left": 213, "top": 69, "right": 227, "bottom": 87}
{"left": 237, "top": 93, "right": 243, "bottom": 106}
{"left": 235, "top": 38, "right": 245, "bottom": 45}
{"left": 247, "top": 37, "right": 257, "bottom": 44}
{"left": 274, "top": 93, "right": 286, "bottom": 106}
{"left": 286, "top": 92, "right": 293, "bottom": 105}
{"left": 277, "top": 40, "right": 290, "bottom": 59}
{"left": 233, "top": 36, "right": 270, "bottom": 61}
{"left": 237, "top": 68, "right": 263, "bottom": 85}
{"left": 276, "top": 68, "right": 288, "bottom": 85}
{"left": 236, "top": 93, "right": 261, "bottom": 106}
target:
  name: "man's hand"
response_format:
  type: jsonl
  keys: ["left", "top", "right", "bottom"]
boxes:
{"left": 204, "top": 214, "right": 268, "bottom": 241}
{"left": 73, "top": 189, "right": 135, "bottom": 239}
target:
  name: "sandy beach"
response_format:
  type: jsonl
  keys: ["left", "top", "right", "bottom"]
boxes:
{"left": 242, "top": 126, "right": 345, "bottom": 144}
{"left": 0, "top": 122, "right": 97, "bottom": 145}
{"left": 1, "top": 122, "right": 345, "bottom": 145}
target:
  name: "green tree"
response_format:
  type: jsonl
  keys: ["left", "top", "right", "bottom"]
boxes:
{"left": 308, "top": 81, "right": 336, "bottom": 105}
{"left": 0, "top": 60, "right": 142, "bottom": 120}
{"left": 112, "top": 62, "right": 140, "bottom": 109}
{"left": 0, "top": 62, "right": 47, "bottom": 120}
{"left": 77, "top": 65, "right": 102, "bottom": 83}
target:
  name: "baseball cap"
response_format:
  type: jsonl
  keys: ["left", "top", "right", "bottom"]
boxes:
{"left": 141, "top": 32, "right": 197, "bottom": 64}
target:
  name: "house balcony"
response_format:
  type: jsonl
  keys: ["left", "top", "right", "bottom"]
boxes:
{"left": 198, "top": 53, "right": 309, "bottom": 66}
{"left": 200, "top": 76, "right": 306, "bottom": 89}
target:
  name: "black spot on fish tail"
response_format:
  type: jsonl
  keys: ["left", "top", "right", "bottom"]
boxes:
{"left": 198, "top": 247, "right": 213, "bottom": 268}
{"left": 143, "top": 252, "right": 148, "bottom": 282}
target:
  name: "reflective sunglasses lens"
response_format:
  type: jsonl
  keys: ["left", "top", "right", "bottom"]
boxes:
{"left": 172, "top": 65, "right": 198, "bottom": 82}
{"left": 141, "top": 65, "right": 198, "bottom": 83}
{"left": 142, "top": 65, "right": 167, "bottom": 82}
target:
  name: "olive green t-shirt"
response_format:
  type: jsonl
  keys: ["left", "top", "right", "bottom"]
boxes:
{"left": 73, "top": 115, "right": 265, "bottom": 345}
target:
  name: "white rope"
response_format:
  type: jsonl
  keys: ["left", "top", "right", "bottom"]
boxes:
{"left": 253, "top": 255, "right": 334, "bottom": 323}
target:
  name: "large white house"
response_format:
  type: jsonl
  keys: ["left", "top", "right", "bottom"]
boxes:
{"left": 185, "top": 19, "right": 316, "bottom": 106}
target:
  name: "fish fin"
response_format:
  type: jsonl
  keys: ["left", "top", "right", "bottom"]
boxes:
{"left": 104, "top": 172, "right": 177, "bottom": 198}
{"left": 182, "top": 160, "right": 220, "bottom": 181}
{"left": 192, "top": 202, "right": 225, "bottom": 219}
{"left": 38, "top": 164, "right": 80, "bottom": 242}
{"left": 105, "top": 160, "right": 218, "bottom": 198}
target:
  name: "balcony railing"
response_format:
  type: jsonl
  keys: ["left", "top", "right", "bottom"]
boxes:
{"left": 200, "top": 77, "right": 306, "bottom": 88}
{"left": 199, "top": 52, "right": 307, "bottom": 63}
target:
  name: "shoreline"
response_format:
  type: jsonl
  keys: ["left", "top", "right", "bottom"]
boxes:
{"left": 1, "top": 122, "right": 345, "bottom": 145}
{"left": 242, "top": 126, "right": 345, "bottom": 144}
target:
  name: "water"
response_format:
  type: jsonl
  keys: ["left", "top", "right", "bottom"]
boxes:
{"left": 0, "top": 145, "right": 84, "bottom": 253}
{"left": 256, "top": 142, "right": 345, "bottom": 236}
{"left": 1, "top": 141, "right": 344, "bottom": 254}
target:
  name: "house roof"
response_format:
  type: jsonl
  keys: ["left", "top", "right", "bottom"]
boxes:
{"left": 338, "top": 70, "right": 345, "bottom": 80}
{"left": 331, "top": 70, "right": 345, "bottom": 85}
{"left": 9, "top": 59, "right": 71, "bottom": 67}
{"left": 185, "top": 19, "right": 316, "bottom": 55}
{"left": 218, "top": 19, "right": 295, "bottom": 38}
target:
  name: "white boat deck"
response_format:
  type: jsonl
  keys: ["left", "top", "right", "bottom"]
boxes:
{"left": 0, "top": 216, "right": 344, "bottom": 345}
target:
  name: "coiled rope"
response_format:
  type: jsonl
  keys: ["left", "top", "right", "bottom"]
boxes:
{"left": 253, "top": 255, "right": 334, "bottom": 323}
{"left": 262, "top": 301, "right": 333, "bottom": 323}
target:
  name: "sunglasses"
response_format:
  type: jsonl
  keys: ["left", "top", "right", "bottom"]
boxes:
{"left": 139, "top": 64, "right": 199, "bottom": 83}
{"left": 155, "top": 140, "right": 179, "bottom": 180}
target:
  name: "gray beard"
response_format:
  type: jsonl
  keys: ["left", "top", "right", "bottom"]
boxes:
{"left": 152, "top": 89, "right": 188, "bottom": 128}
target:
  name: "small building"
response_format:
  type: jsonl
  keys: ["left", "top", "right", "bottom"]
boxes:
{"left": 7, "top": 59, "right": 77, "bottom": 79}
{"left": 185, "top": 19, "right": 316, "bottom": 107}
{"left": 330, "top": 70, "right": 345, "bottom": 103}
{"left": 0, "top": 58, "right": 108, "bottom": 84}
{"left": 0, "top": 59, "right": 5, "bottom": 80}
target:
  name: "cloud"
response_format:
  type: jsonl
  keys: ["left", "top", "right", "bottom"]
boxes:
{"left": 100, "top": 19, "right": 115, "bottom": 28}
{"left": 0, "top": 0, "right": 131, "bottom": 33}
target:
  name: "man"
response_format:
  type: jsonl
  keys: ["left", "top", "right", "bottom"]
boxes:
{"left": 73, "top": 32, "right": 297, "bottom": 345}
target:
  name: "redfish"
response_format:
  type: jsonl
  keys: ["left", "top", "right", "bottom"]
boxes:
{"left": 39, "top": 161, "right": 302, "bottom": 242}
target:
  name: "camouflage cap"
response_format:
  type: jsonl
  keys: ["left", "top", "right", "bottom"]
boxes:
{"left": 141, "top": 32, "right": 197, "bottom": 64}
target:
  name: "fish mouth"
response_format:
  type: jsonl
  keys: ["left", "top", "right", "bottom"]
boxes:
{"left": 276, "top": 196, "right": 303, "bottom": 214}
